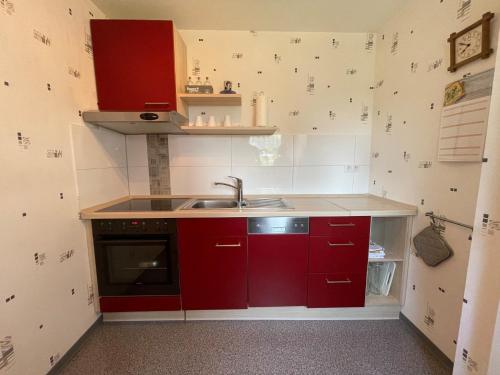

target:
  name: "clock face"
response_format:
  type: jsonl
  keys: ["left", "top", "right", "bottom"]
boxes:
{"left": 455, "top": 25, "right": 483, "bottom": 63}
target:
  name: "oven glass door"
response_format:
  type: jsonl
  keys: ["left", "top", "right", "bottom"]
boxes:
{"left": 95, "top": 238, "right": 179, "bottom": 296}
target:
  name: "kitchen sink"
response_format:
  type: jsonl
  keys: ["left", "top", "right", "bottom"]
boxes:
{"left": 183, "top": 198, "right": 292, "bottom": 210}
{"left": 189, "top": 199, "right": 239, "bottom": 209}
{"left": 245, "top": 198, "right": 292, "bottom": 209}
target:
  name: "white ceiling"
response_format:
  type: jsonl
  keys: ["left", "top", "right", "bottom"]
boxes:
{"left": 91, "top": 0, "right": 410, "bottom": 32}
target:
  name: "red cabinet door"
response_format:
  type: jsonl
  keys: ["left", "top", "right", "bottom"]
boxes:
{"left": 90, "top": 20, "right": 177, "bottom": 111}
{"left": 307, "top": 273, "right": 366, "bottom": 308}
{"left": 178, "top": 219, "right": 248, "bottom": 310}
{"left": 248, "top": 235, "right": 308, "bottom": 307}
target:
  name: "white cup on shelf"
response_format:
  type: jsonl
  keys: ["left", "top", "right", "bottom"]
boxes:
{"left": 195, "top": 115, "right": 204, "bottom": 127}
{"left": 223, "top": 115, "right": 232, "bottom": 127}
{"left": 208, "top": 115, "right": 217, "bottom": 127}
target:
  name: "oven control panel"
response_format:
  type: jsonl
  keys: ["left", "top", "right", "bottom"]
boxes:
{"left": 92, "top": 219, "right": 176, "bottom": 235}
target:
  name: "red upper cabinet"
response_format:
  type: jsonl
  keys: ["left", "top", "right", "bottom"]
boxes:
{"left": 90, "top": 20, "right": 186, "bottom": 112}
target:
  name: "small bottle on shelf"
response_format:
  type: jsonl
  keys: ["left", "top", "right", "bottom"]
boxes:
{"left": 195, "top": 76, "right": 202, "bottom": 85}
{"left": 187, "top": 76, "right": 194, "bottom": 85}
{"left": 204, "top": 76, "right": 211, "bottom": 86}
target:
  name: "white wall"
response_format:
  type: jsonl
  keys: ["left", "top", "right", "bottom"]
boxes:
{"left": 454, "top": 33, "right": 500, "bottom": 375}
{"left": 0, "top": 1, "right": 112, "bottom": 374}
{"left": 166, "top": 30, "right": 375, "bottom": 195}
{"left": 371, "top": 0, "right": 500, "bottom": 360}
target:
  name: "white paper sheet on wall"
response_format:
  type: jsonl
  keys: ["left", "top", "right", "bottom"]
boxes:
{"left": 438, "top": 96, "right": 491, "bottom": 162}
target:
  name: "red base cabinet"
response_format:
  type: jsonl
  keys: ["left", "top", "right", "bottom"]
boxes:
{"left": 307, "top": 216, "right": 371, "bottom": 308}
{"left": 248, "top": 235, "right": 308, "bottom": 307}
{"left": 178, "top": 218, "right": 248, "bottom": 310}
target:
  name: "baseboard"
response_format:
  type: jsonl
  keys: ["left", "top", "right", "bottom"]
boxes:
{"left": 186, "top": 305, "right": 401, "bottom": 321}
{"left": 47, "top": 315, "right": 102, "bottom": 375}
{"left": 103, "top": 310, "right": 185, "bottom": 322}
{"left": 399, "top": 313, "right": 454, "bottom": 371}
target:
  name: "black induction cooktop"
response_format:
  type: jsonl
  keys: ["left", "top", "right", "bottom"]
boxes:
{"left": 98, "top": 198, "right": 189, "bottom": 212}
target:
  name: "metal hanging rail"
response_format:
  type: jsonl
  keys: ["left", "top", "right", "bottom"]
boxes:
{"left": 425, "top": 211, "right": 474, "bottom": 230}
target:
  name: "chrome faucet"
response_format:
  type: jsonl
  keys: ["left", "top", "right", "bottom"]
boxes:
{"left": 214, "top": 176, "right": 245, "bottom": 207}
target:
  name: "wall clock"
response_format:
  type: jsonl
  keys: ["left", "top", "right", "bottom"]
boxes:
{"left": 447, "top": 12, "right": 495, "bottom": 72}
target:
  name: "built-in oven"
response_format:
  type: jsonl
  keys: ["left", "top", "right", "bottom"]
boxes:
{"left": 92, "top": 219, "right": 179, "bottom": 296}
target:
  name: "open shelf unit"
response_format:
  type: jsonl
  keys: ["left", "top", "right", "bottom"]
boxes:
{"left": 178, "top": 93, "right": 242, "bottom": 106}
{"left": 178, "top": 93, "right": 280, "bottom": 135}
{"left": 366, "top": 216, "right": 413, "bottom": 307}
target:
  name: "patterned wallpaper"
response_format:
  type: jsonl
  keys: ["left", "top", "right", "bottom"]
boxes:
{"left": 371, "top": 0, "right": 500, "bottom": 361}
{"left": 149, "top": 30, "right": 376, "bottom": 195}
{"left": 0, "top": 1, "right": 106, "bottom": 374}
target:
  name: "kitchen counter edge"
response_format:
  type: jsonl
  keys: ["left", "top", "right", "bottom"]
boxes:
{"left": 80, "top": 194, "right": 418, "bottom": 219}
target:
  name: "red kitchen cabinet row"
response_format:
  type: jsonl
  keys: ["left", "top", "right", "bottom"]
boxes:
{"left": 177, "top": 216, "right": 371, "bottom": 310}
{"left": 90, "top": 20, "right": 186, "bottom": 112}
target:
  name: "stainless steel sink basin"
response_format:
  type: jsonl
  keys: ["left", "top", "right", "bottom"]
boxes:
{"left": 183, "top": 198, "right": 293, "bottom": 210}
{"left": 189, "top": 199, "right": 239, "bottom": 209}
{"left": 245, "top": 198, "right": 291, "bottom": 209}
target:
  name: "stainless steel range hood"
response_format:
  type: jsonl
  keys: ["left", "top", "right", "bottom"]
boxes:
{"left": 82, "top": 111, "right": 188, "bottom": 135}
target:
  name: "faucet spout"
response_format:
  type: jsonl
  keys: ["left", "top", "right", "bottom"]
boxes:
{"left": 214, "top": 176, "right": 244, "bottom": 207}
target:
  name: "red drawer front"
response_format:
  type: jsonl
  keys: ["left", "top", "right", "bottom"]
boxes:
{"left": 248, "top": 235, "right": 308, "bottom": 307}
{"left": 177, "top": 218, "right": 247, "bottom": 237}
{"left": 309, "top": 236, "right": 369, "bottom": 273}
{"left": 180, "top": 235, "right": 248, "bottom": 310}
{"left": 99, "top": 296, "right": 181, "bottom": 312}
{"left": 310, "top": 216, "right": 371, "bottom": 237}
{"left": 307, "top": 273, "right": 366, "bottom": 308}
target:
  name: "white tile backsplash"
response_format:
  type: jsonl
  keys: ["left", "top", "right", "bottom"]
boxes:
{"left": 71, "top": 124, "right": 127, "bottom": 170}
{"left": 76, "top": 167, "right": 129, "bottom": 208}
{"left": 231, "top": 166, "right": 293, "bottom": 194}
{"left": 354, "top": 135, "right": 371, "bottom": 165}
{"left": 231, "top": 135, "right": 294, "bottom": 167}
{"left": 169, "top": 135, "right": 231, "bottom": 166}
{"left": 126, "top": 135, "right": 148, "bottom": 167}
{"left": 293, "top": 135, "right": 356, "bottom": 166}
{"left": 293, "top": 166, "right": 354, "bottom": 194}
{"left": 164, "top": 134, "right": 371, "bottom": 195}
{"left": 170, "top": 166, "right": 233, "bottom": 195}
{"left": 353, "top": 165, "right": 370, "bottom": 194}
{"left": 128, "top": 166, "right": 151, "bottom": 195}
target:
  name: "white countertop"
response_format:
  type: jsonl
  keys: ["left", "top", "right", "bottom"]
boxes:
{"left": 80, "top": 194, "right": 417, "bottom": 219}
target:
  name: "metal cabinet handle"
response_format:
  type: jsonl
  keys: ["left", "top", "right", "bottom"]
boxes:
{"left": 328, "top": 223, "right": 355, "bottom": 227}
{"left": 328, "top": 241, "right": 355, "bottom": 247}
{"left": 144, "top": 102, "right": 170, "bottom": 106}
{"left": 326, "top": 278, "right": 352, "bottom": 284}
{"left": 215, "top": 243, "right": 241, "bottom": 248}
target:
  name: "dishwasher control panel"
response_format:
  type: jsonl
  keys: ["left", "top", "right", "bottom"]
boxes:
{"left": 248, "top": 217, "right": 309, "bottom": 234}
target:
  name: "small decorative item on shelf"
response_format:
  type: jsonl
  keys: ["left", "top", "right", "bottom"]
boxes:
{"left": 223, "top": 115, "right": 232, "bottom": 127}
{"left": 185, "top": 76, "right": 214, "bottom": 94}
{"left": 220, "top": 80, "right": 236, "bottom": 94}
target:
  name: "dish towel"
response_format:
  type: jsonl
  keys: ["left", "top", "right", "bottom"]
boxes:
{"left": 413, "top": 226, "right": 454, "bottom": 266}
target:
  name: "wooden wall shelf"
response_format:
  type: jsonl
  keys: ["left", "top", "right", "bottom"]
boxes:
{"left": 178, "top": 93, "right": 242, "bottom": 106}
{"left": 180, "top": 126, "right": 278, "bottom": 136}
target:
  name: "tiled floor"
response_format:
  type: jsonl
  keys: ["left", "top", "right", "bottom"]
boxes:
{"left": 57, "top": 320, "right": 452, "bottom": 375}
